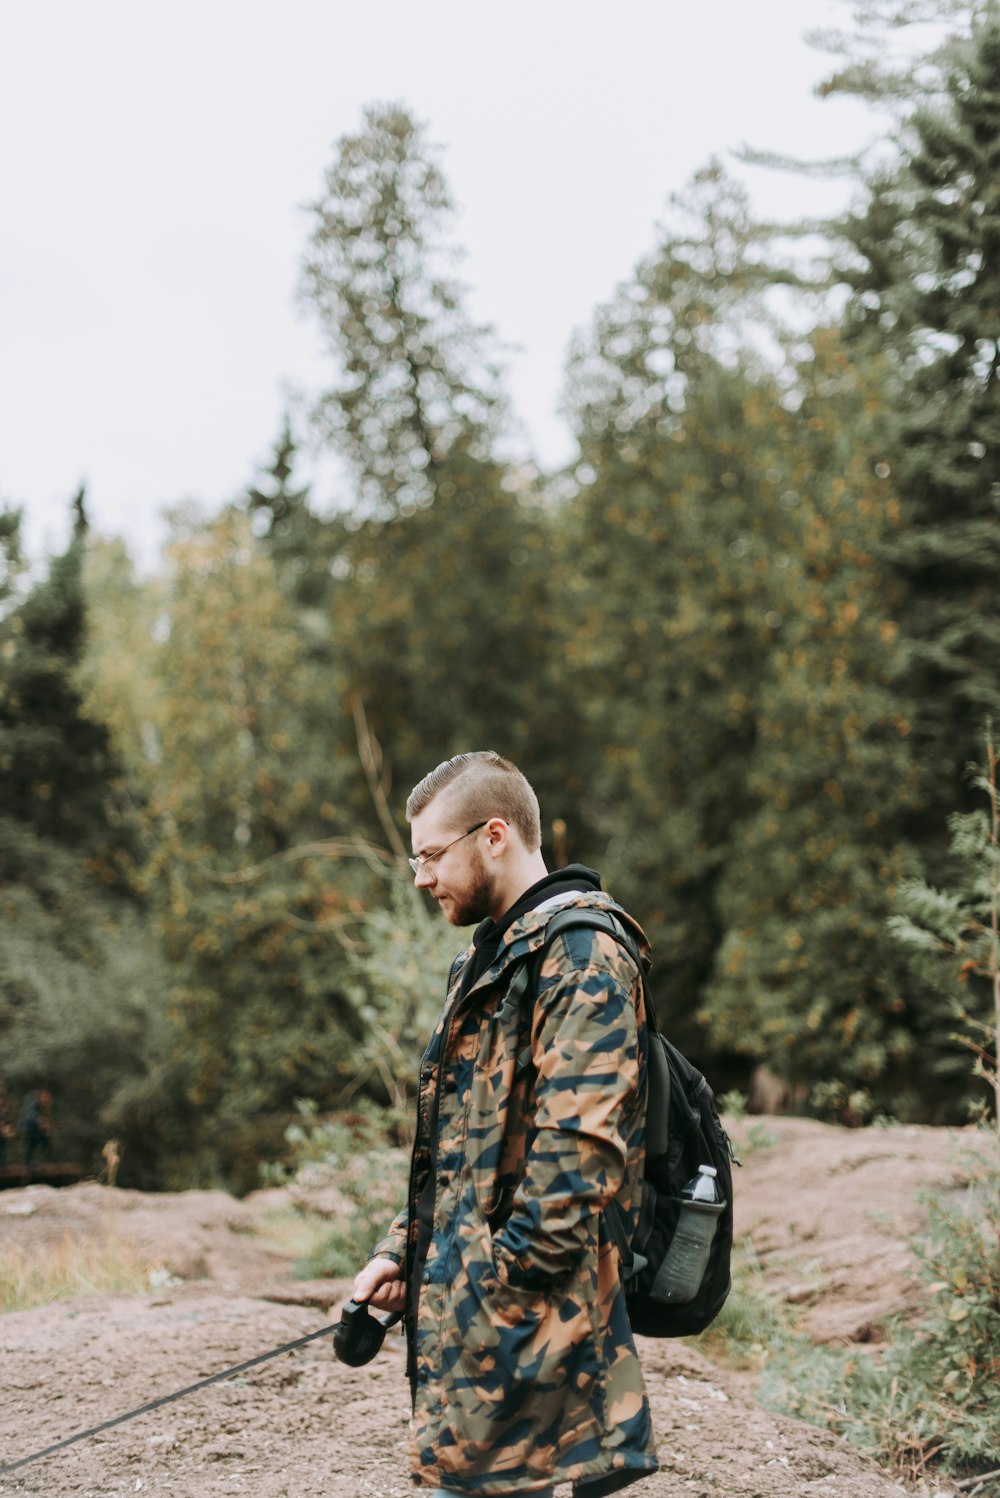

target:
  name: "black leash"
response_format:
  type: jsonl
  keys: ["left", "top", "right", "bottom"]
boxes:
{"left": 0, "top": 1319, "right": 340, "bottom": 1477}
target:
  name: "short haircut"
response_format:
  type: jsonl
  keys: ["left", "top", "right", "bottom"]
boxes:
{"left": 406, "top": 751, "right": 542, "bottom": 851}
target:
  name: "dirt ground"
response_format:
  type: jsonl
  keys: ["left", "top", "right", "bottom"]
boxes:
{"left": 0, "top": 1117, "right": 976, "bottom": 1498}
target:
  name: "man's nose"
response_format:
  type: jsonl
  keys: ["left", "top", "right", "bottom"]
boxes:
{"left": 413, "top": 863, "right": 436, "bottom": 889}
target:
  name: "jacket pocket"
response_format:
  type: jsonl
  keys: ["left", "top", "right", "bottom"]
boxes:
{"left": 436, "top": 1211, "right": 602, "bottom": 1480}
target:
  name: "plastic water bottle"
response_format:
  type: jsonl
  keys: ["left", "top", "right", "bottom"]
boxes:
{"left": 649, "top": 1165, "right": 725, "bottom": 1305}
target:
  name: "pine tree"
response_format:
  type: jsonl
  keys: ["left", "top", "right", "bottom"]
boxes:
{"left": 0, "top": 498, "right": 166, "bottom": 1182}
{"left": 245, "top": 419, "right": 330, "bottom": 609}
{"left": 559, "top": 167, "right": 797, "bottom": 1046}
{"left": 0, "top": 505, "right": 24, "bottom": 618}
{"left": 839, "top": 11, "right": 1000, "bottom": 830}
{"left": 0, "top": 489, "right": 124, "bottom": 861}
{"left": 300, "top": 102, "right": 578, "bottom": 831}
{"left": 887, "top": 726, "right": 1000, "bottom": 1123}
{"left": 301, "top": 101, "right": 506, "bottom": 518}
{"left": 703, "top": 332, "right": 935, "bottom": 1117}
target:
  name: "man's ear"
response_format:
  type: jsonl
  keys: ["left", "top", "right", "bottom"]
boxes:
{"left": 484, "top": 817, "right": 510, "bottom": 859}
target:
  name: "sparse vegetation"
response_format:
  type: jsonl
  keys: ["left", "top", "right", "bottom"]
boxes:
{"left": 760, "top": 1129, "right": 1000, "bottom": 1489}
{"left": 718, "top": 1091, "right": 779, "bottom": 1161}
{"left": 262, "top": 1100, "right": 409, "bottom": 1279}
{"left": 695, "top": 1240, "right": 796, "bottom": 1369}
{"left": 0, "top": 1229, "right": 157, "bottom": 1313}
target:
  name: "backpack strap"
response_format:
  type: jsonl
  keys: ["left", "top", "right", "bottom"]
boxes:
{"left": 513, "top": 905, "right": 654, "bottom": 1281}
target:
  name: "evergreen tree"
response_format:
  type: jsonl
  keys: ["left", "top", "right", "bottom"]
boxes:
{"left": 0, "top": 490, "right": 126, "bottom": 867}
{"left": 703, "top": 332, "right": 938, "bottom": 1117}
{"left": 300, "top": 102, "right": 578, "bottom": 832}
{"left": 810, "top": 0, "right": 984, "bottom": 116}
{"left": 839, "top": 11, "right": 1000, "bottom": 831}
{"left": 0, "top": 498, "right": 165, "bottom": 1181}
{"left": 245, "top": 419, "right": 330, "bottom": 610}
{"left": 301, "top": 101, "right": 505, "bottom": 519}
{"left": 887, "top": 726, "right": 1000, "bottom": 1123}
{"left": 560, "top": 167, "right": 795, "bottom": 1049}
{"left": 0, "top": 504, "right": 24, "bottom": 619}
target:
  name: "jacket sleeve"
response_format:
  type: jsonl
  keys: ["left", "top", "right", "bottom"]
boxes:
{"left": 370, "top": 1206, "right": 409, "bottom": 1265}
{"left": 490, "top": 926, "right": 645, "bottom": 1292}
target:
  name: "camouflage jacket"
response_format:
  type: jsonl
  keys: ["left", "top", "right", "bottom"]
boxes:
{"left": 372, "top": 888, "right": 658, "bottom": 1495}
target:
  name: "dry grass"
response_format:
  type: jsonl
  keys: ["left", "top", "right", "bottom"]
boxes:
{"left": 0, "top": 1229, "right": 155, "bottom": 1313}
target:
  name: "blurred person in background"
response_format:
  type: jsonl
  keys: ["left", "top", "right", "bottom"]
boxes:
{"left": 0, "top": 1088, "right": 14, "bottom": 1166}
{"left": 18, "top": 1088, "right": 53, "bottom": 1173}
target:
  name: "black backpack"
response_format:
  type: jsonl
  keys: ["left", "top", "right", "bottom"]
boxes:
{"left": 514, "top": 906, "right": 738, "bottom": 1338}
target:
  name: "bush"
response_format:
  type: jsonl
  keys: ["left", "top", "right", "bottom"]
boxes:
{"left": 762, "top": 1129, "right": 1000, "bottom": 1487}
{"left": 262, "top": 1100, "right": 409, "bottom": 1279}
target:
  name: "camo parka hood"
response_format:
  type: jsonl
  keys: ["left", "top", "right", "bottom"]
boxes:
{"left": 372, "top": 887, "right": 658, "bottom": 1495}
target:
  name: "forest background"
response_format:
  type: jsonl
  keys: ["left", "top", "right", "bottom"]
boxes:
{"left": 2, "top": 0, "right": 999, "bottom": 1191}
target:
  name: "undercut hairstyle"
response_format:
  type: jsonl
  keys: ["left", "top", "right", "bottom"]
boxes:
{"left": 406, "top": 751, "right": 542, "bottom": 851}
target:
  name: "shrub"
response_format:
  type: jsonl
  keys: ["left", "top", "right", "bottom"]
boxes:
{"left": 262, "top": 1100, "right": 409, "bottom": 1279}
{"left": 762, "top": 1129, "right": 1000, "bottom": 1487}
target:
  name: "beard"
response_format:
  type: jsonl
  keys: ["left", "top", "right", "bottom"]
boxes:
{"left": 444, "top": 847, "right": 496, "bottom": 927}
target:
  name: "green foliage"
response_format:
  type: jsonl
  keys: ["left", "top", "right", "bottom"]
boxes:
{"left": 76, "top": 510, "right": 389, "bottom": 1186}
{"left": 136, "top": 512, "right": 378, "bottom": 1178}
{"left": 563, "top": 164, "right": 924, "bottom": 1108}
{"left": 263, "top": 1100, "right": 408, "bottom": 1278}
{"left": 0, "top": 491, "right": 130, "bottom": 869}
{"left": 0, "top": 499, "right": 165, "bottom": 1182}
{"left": 763, "top": 1130, "right": 1000, "bottom": 1487}
{"left": 887, "top": 729, "right": 1000, "bottom": 1121}
{"left": 839, "top": 13, "right": 1000, "bottom": 824}
{"left": 562, "top": 167, "right": 795, "bottom": 1045}
{"left": 244, "top": 420, "right": 337, "bottom": 615}
{"left": 694, "top": 1241, "right": 792, "bottom": 1368}
{"left": 810, "top": 0, "right": 984, "bottom": 116}
{"left": 299, "top": 100, "right": 581, "bottom": 836}
{"left": 301, "top": 101, "right": 506, "bottom": 518}
{"left": 343, "top": 877, "right": 462, "bottom": 1108}
{"left": 0, "top": 503, "right": 25, "bottom": 619}
{"left": 703, "top": 332, "right": 934, "bottom": 1112}
{"left": 0, "top": 816, "right": 172, "bottom": 1181}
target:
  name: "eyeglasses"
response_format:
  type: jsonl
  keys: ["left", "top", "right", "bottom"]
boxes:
{"left": 408, "top": 821, "right": 487, "bottom": 878}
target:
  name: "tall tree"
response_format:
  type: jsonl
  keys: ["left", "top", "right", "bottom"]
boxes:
{"left": 301, "top": 101, "right": 506, "bottom": 518}
{"left": 703, "top": 332, "right": 940, "bottom": 1117}
{"left": 245, "top": 419, "right": 330, "bottom": 610}
{"left": 559, "top": 167, "right": 796, "bottom": 1049}
{"left": 838, "top": 10, "right": 1000, "bottom": 831}
{"left": 0, "top": 489, "right": 126, "bottom": 866}
{"left": 0, "top": 497, "right": 165, "bottom": 1181}
{"left": 0, "top": 504, "right": 24, "bottom": 620}
{"left": 300, "top": 103, "right": 578, "bottom": 832}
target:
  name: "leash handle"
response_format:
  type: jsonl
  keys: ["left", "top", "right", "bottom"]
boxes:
{"left": 332, "top": 1298, "right": 403, "bottom": 1366}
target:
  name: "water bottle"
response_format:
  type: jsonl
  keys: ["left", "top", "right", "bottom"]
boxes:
{"left": 649, "top": 1165, "right": 725, "bottom": 1305}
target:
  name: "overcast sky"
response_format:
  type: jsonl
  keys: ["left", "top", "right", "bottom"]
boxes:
{"left": 2, "top": 0, "right": 886, "bottom": 570}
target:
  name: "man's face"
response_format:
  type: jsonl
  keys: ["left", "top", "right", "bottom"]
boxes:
{"left": 409, "top": 805, "right": 497, "bottom": 926}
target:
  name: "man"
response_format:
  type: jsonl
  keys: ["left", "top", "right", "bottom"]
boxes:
{"left": 353, "top": 751, "right": 657, "bottom": 1496}
{"left": 18, "top": 1089, "right": 53, "bottom": 1174}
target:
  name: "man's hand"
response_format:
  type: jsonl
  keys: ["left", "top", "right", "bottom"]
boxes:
{"left": 353, "top": 1254, "right": 405, "bottom": 1314}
